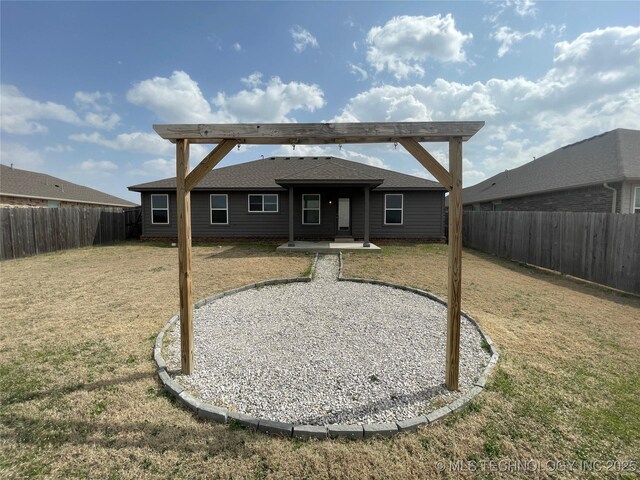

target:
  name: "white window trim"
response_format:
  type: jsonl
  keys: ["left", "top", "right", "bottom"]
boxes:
{"left": 210, "top": 194, "right": 229, "bottom": 225}
{"left": 634, "top": 186, "right": 640, "bottom": 213}
{"left": 384, "top": 193, "right": 403, "bottom": 225}
{"left": 150, "top": 194, "right": 169, "bottom": 225}
{"left": 247, "top": 194, "right": 279, "bottom": 213}
{"left": 302, "top": 194, "right": 321, "bottom": 225}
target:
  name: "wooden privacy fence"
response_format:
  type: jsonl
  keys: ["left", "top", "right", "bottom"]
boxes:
{"left": 0, "top": 206, "right": 141, "bottom": 260}
{"left": 463, "top": 211, "right": 640, "bottom": 294}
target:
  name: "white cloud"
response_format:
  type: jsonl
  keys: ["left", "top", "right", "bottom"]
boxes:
{"left": 69, "top": 130, "right": 215, "bottom": 164}
{"left": 44, "top": 144, "right": 74, "bottom": 153}
{"left": 80, "top": 159, "right": 118, "bottom": 172}
{"left": 70, "top": 131, "right": 173, "bottom": 156}
{"left": 344, "top": 150, "right": 389, "bottom": 169}
{"left": 0, "top": 84, "right": 83, "bottom": 134}
{"left": 348, "top": 63, "right": 369, "bottom": 81}
{"left": 73, "top": 90, "right": 120, "bottom": 129}
{"left": 127, "top": 71, "right": 216, "bottom": 123}
{"left": 240, "top": 72, "right": 264, "bottom": 88}
{"left": 214, "top": 76, "right": 324, "bottom": 123}
{"left": 486, "top": 0, "right": 537, "bottom": 23}
{"left": 506, "top": 0, "right": 537, "bottom": 17}
{"left": 232, "top": 42, "right": 242, "bottom": 51}
{"left": 127, "top": 70, "right": 324, "bottom": 124}
{"left": 366, "top": 14, "right": 472, "bottom": 79}
{"left": 73, "top": 91, "right": 113, "bottom": 111}
{"left": 129, "top": 158, "right": 176, "bottom": 178}
{"left": 493, "top": 26, "right": 546, "bottom": 57}
{"left": 333, "top": 26, "right": 640, "bottom": 178}
{"left": 0, "top": 143, "right": 44, "bottom": 170}
{"left": 291, "top": 26, "right": 319, "bottom": 52}
{"left": 84, "top": 112, "right": 121, "bottom": 130}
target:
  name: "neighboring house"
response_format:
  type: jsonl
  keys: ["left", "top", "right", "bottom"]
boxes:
{"left": 0, "top": 164, "right": 137, "bottom": 209}
{"left": 461, "top": 129, "right": 640, "bottom": 213}
{"left": 128, "top": 156, "right": 446, "bottom": 242}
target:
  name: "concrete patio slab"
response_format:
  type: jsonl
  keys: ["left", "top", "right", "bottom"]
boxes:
{"left": 276, "top": 241, "right": 381, "bottom": 253}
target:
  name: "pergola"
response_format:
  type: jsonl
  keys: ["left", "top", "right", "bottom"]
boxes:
{"left": 153, "top": 121, "right": 484, "bottom": 391}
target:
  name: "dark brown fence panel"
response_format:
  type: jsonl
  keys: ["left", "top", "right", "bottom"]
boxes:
{"left": 0, "top": 206, "right": 140, "bottom": 260}
{"left": 463, "top": 211, "right": 640, "bottom": 294}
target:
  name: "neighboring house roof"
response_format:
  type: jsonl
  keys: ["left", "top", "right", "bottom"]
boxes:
{"left": 128, "top": 156, "right": 444, "bottom": 192}
{"left": 461, "top": 128, "right": 640, "bottom": 205}
{"left": 0, "top": 164, "right": 138, "bottom": 207}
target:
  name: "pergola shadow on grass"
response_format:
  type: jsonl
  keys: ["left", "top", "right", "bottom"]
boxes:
{"left": 153, "top": 122, "right": 484, "bottom": 390}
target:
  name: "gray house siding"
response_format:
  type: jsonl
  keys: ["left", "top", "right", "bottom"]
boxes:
{"left": 142, "top": 190, "right": 289, "bottom": 238}
{"left": 369, "top": 191, "right": 444, "bottom": 238}
{"left": 140, "top": 188, "right": 444, "bottom": 240}
{"left": 464, "top": 183, "right": 623, "bottom": 213}
{"left": 142, "top": 192, "right": 178, "bottom": 237}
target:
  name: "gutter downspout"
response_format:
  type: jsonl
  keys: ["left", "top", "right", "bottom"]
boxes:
{"left": 603, "top": 183, "right": 617, "bottom": 213}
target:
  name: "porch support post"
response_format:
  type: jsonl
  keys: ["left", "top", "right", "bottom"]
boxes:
{"left": 288, "top": 186, "right": 295, "bottom": 246}
{"left": 446, "top": 137, "right": 463, "bottom": 391}
{"left": 363, "top": 186, "right": 370, "bottom": 247}
{"left": 176, "top": 139, "right": 193, "bottom": 375}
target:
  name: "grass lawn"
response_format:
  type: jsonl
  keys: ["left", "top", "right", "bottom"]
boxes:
{"left": 1, "top": 241, "right": 638, "bottom": 479}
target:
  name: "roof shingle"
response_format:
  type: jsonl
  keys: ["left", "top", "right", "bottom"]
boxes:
{"left": 1, "top": 164, "right": 138, "bottom": 207}
{"left": 461, "top": 128, "right": 640, "bottom": 205}
{"left": 128, "top": 156, "right": 444, "bottom": 191}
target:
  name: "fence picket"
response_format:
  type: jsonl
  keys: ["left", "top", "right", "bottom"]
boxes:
{"left": 1, "top": 206, "right": 141, "bottom": 260}
{"left": 463, "top": 211, "right": 639, "bottom": 294}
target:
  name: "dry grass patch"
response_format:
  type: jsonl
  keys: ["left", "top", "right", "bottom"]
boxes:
{"left": 345, "top": 243, "right": 640, "bottom": 475}
{"left": 1, "top": 241, "right": 638, "bottom": 479}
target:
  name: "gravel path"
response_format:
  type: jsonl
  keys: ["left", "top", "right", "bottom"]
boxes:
{"left": 167, "top": 254, "right": 490, "bottom": 425}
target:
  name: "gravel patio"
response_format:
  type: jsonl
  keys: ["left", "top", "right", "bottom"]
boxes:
{"left": 166, "top": 254, "right": 491, "bottom": 425}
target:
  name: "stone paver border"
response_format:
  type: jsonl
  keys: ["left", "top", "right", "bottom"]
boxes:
{"left": 153, "top": 252, "right": 499, "bottom": 439}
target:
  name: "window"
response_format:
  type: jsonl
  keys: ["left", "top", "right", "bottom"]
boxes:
{"left": 492, "top": 201, "right": 503, "bottom": 212}
{"left": 151, "top": 194, "right": 169, "bottom": 224}
{"left": 384, "top": 194, "right": 403, "bottom": 225}
{"left": 248, "top": 194, "right": 278, "bottom": 212}
{"left": 302, "top": 194, "right": 320, "bottom": 225}
{"left": 47, "top": 200, "right": 60, "bottom": 209}
{"left": 635, "top": 187, "right": 640, "bottom": 213}
{"left": 210, "top": 194, "right": 228, "bottom": 224}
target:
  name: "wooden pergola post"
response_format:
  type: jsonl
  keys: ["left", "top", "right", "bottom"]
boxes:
{"left": 446, "top": 137, "right": 463, "bottom": 390}
{"left": 155, "top": 122, "right": 483, "bottom": 387}
{"left": 176, "top": 139, "right": 193, "bottom": 374}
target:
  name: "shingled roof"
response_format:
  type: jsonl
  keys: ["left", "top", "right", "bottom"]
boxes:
{"left": 0, "top": 164, "right": 138, "bottom": 207}
{"left": 462, "top": 128, "right": 640, "bottom": 205}
{"left": 128, "top": 156, "right": 444, "bottom": 191}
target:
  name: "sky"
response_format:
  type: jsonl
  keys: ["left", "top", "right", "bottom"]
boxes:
{"left": 1, "top": 1, "right": 639, "bottom": 204}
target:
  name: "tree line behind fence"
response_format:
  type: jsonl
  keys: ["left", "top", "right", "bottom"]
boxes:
{"left": 1, "top": 207, "right": 141, "bottom": 260}
{"left": 462, "top": 211, "right": 640, "bottom": 295}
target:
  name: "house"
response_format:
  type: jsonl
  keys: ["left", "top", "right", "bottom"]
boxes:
{"left": 128, "top": 156, "right": 446, "bottom": 242}
{"left": 461, "top": 128, "right": 640, "bottom": 213}
{"left": 0, "top": 164, "right": 137, "bottom": 209}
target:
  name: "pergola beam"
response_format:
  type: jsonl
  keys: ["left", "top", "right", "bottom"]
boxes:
{"left": 185, "top": 139, "right": 238, "bottom": 192}
{"left": 399, "top": 138, "right": 453, "bottom": 191}
{"left": 154, "top": 121, "right": 484, "bottom": 144}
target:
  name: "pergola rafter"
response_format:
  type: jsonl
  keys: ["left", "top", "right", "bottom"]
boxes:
{"left": 154, "top": 121, "right": 484, "bottom": 391}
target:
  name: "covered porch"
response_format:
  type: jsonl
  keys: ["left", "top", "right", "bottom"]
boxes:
{"left": 276, "top": 161, "right": 382, "bottom": 248}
